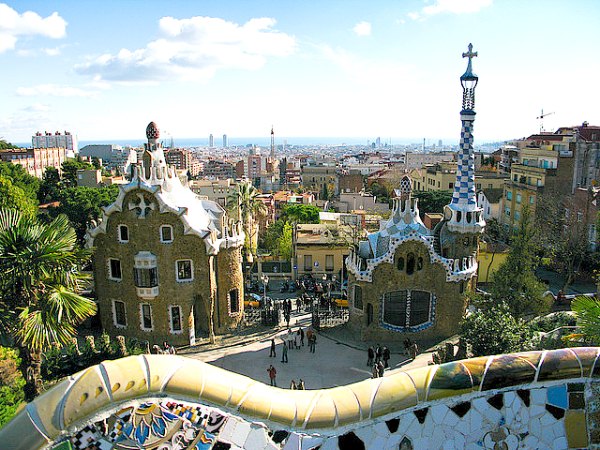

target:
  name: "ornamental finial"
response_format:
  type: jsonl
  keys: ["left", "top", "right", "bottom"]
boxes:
{"left": 461, "top": 43, "right": 478, "bottom": 80}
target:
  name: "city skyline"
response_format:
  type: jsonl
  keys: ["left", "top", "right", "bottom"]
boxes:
{"left": 1, "top": 0, "right": 599, "bottom": 143}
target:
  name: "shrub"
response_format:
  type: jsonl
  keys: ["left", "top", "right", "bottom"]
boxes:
{"left": 0, "top": 347, "right": 25, "bottom": 428}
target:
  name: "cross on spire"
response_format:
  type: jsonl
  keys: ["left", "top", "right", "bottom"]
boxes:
{"left": 462, "top": 43, "right": 477, "bottom": 62}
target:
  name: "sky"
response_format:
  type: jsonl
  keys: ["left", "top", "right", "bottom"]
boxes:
{"left": 1, "top": 0, "right": 599, "bottom": 145}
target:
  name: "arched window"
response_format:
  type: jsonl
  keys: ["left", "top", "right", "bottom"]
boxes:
{"left": 406, "top": 253, "right": 415, "bottom": 275}
{"left": 381, "top": 290, "right": 434, "bottom": 331}
{"left": 456, "top": 211, "right": 462, "bottom": 222}
{"left": 354, "top": 285, "right": 363, "bottom": 310}
{"left": 397, "top": 256, "right": 405, "bottom": 271}
{"left": 417, "top": 256, "right": 423, "bottom": 271}
{"left": 466, "top": 211, "right": 472, "bottom": 223}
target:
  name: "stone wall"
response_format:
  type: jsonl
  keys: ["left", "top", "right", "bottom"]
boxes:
{"left": 348, "top": 240, "right": 468, "bottom": 342}
{"left": 2, "top": 347, "right": 598, "bottom": 449}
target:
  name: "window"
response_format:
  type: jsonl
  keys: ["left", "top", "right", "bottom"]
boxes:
{"left": 325, "top": 254, "right": 334, "bottom": 271}
{"left": 170, "top": 306, "right": 182, "bottom": 332}
{"left": 229, "top": 289, "right": 240, "bottom": 313}
{"left": 514, "top": 211, "right": 521, "bottom": 221}
{"left": 304, "top": 254, "right": 312, "bottom": 271}
{"left": 577, "top": 212, "right": 583, "bottom": 222}
{"left": 160, "top": 225, "right": 173, "bottom": 243}
{"left": 397, "top": 256, "right": 405, "bottom": 271}
{"left": 113, "top": 300, "right": 126, "bottom": 327}
{"left": 134, "top": 267, "right": 158, "bottom": 287}
{"left": 506, "top": 191, "right": 512, "bottom": 200}
{"left": 140, "top": 304, "right": 153, "bottom": 330}
{"left": 118, "top": 225, "right": 129, "bottom": 242}
{"left": 449, "top": 182, "right": 454, "bottom": 189}
{"left": 382, "top": 290, "right": 433, "bottom": 330}
{"left": 516, "top": 193, "right": 522, "bottom": 204}
{"left": 406, "top": 253, "right": 415, "bottom": 275}
{"left": 505, "top": 207, "right": 511, "bottom": 217}
{"left": 176, "top": 260, "right": 193, "bottom": 281}
{"left": 354, "top": 285, "right": 363, "bottom": 310}
{"left": 529, "top": 195, "right": 535, "bottom": 205}
{"left": 108, "top": 259, "right": 122, "bottom": 280}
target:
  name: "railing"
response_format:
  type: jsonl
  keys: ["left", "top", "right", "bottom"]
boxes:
{"left": 311, "top": 306, "right": 349, "bottom": 330}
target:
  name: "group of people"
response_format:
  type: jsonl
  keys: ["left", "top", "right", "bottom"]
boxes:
{"left": 289, "top": 378, "right": 305, "bottom": 390}
{"left": 153, "top": 341, "right": 177, "bottom": 355}
{"left": 268, "top": 327, "right": 317, "bottom": 364}
{"left": 282, "top": 299, "right": 294, "bottom": 327}
{"left": 403, "top": 338, "right": 419, "bottom": 360}
{"left": 367, "top": 344, "right": 391, "bottom": 378}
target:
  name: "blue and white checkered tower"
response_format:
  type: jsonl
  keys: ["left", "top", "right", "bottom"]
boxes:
{"left": 444, "top": 43, "right": 485, "bottom": 234}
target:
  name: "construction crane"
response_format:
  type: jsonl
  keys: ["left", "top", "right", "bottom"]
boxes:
{"left": 536, "top": 109, "right": 555, "bottom": 133}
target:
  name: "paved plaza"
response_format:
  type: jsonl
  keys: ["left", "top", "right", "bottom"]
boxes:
{"left": 181, "top": 279, "right": 434, "bottom": 389}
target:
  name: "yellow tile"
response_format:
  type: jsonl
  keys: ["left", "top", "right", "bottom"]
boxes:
{"left": 461, "top": 356, "right": 490, "bottom": 391}
{"left": 267, "top": 389, "right": 297, "bottom": 425}
{"left": 100, "top": 355, "right": 149, "bottom": 403}
{"left": 291, "top": 389, "right": 320, "bottom": 427}
{"left": 162, "top": 358, "right": 207, "bottom": 399}
{"left": 328, "top": 386, "right": 361, "bottom": 426}
{"left": 565, "top": 410, "right": 588, "bottom": 448}
{"left": 227, "top": 375, "right": 258, "bottom": 408}
{"left": 143, "top": 354, "right": 185, "bottom": 392}
{"left": 62, "top": 366, "right": 112, "bottom": 428}
{"left": 371, "top": 373, "right": 418, "bottom": 418}
{"left": 303, "top": 392, "right": 337, "bottom": 429}
{"left": 238, "top": 384, "right": 276, "bottom": 420}
{"left": 427, "top": 362, "right": 474, "bottom": 401}
{"left": 30, "top": 378, "right": 72, "bottom": 438}
{"left": 348, "top": 379, "right": 378, "bottom": 419}
{"left": 405, "top": 366, "right": 434, "bottom": 403}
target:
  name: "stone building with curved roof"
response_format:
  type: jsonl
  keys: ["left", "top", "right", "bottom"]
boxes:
{"left": 86, "top": 122, "right": 245, "bottom": 346}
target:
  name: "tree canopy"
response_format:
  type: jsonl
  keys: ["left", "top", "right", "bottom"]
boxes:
{"left": 412, "top": 190, "right": 453, "bottom": 216}
{"left": 279, "top": 203, "right": 320, "bottom": 224}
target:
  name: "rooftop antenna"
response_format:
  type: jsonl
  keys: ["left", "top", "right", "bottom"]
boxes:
{"left": 536, "top": 109, "right": 555, "bottom": 133}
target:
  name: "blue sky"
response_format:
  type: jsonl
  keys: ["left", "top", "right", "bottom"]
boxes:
{"left": 1, "top": 0, "right": 599, "bottom": 144}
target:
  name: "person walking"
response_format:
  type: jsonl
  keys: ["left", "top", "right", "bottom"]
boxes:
{"left": 409, "top": 342, "right": 419, "bottom": 360}
{"left": 298, "top": 379, "right": 305, "bottom": 390}
{"left": 367, "top": 346, "right": 374, "bottom": 366}
{"left": 371, "top": 364, "right": 379, "bottom": 379}
{"left": 300, "top": 327, "right": 305, "bottom": 346}
{"left": 281, "top": 341, "right": 289, "bottom": 363}
{"left": 269, "top": 338, "right": 276, "bottom": 358}
{"left": 267, "top": 365, "right": 277, "bottom": 386}
{"left": 290, "top": 379, "right": 297, "bottom": 390}
{"left": 309, "top": 333, "right": 316, "bottom": 353}
{"left": 375, "top": 344, "right": 382, "bottom": 364}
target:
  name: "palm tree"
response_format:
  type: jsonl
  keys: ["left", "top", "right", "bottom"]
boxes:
{"left": 227, "top": 181, "right": 267, "bottom": 259}
{"left": 0, "top": 209, "right": 97, "bottom": 400}
{"left": 569, "top": 295, "right": 600, "bottom": 345}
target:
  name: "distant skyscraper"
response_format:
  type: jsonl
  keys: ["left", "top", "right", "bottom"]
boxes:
{"left": 270, "top": 126, "right": 275, "bottom": 159}
{"left": 222, "top": 134, "right": 228, "bottom": 148}
{"left": 209, "top": 134, "right": 214, "bottom": 148}
{"left": 438, "top": 139, "right": 443, "bottom": 147}
{"left": 376, "top": 137, "right": 381, "bottom": 148}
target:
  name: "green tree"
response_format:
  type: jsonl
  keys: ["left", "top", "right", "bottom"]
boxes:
{"left": 460, "top": 303, "right": 531, "bottom": 356}
{"left": 38, "top": 167, "right": 62, "bottom": 203}
{"left": 0, "top": 162, "right": 40, "bottom": 206}
{"left": 52, "top": 185, "right": 119, "bottom": 245}
{"left": 490, "top": 207, "right": 550, "bottom": 318}
{"left": 278, "top": 222, "right": 293, "bottom": 260}
{"left": 226, "top": 181, "right": 267, "bottom": 259}
{"left": 61, "top": 159, "right": 93, "bottom": 188}
{"left": 0, "top": 176, "right": 37, "bottom": 217}
{"left": 280, "top": 203, "right": 320, "bottom": 224}
{"left": 0, "top": 140, "right": 19, "bottom": 150}
{"left": 0, "top": 346, "right": 25, "bottom": 427}
{"left": 412, "top": 190, "right": 453, "bottom": 216}
{"left": 0, "top": 210, "right": 97, "bottom": 400}
{"left": 570, "top": 296, "right": 600, "bottom": 345}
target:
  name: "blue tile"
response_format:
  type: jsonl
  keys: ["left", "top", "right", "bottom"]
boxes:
{"left": 547, "top": 385, "right": 568, "bottom": 409}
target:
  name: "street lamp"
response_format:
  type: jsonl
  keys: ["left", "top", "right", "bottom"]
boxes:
{"left": 261, "top": 274, "right": 269, "bottom": 309}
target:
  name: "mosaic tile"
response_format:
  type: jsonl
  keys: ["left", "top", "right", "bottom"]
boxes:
{"left": 413, "top": 407, "right": 428, "bottom": 424}
{"left": 516, "top": 389, "right": 530, "bottom": 407}
{"left": 571, "top": 347, "right": 600, "bottom": 377}
{"left": 450, "top": 401, "right": 471, "bottom": 418}
{"left": 385, "top": 418, "right": 400, "bottom": 433}
{"left": 487, "top": 393, "right": 503, "bottom": 410}
{"left": 545, "top": 404, "right": 565, "bottom": 420}
{"left": 338, "top": 431, "right": 365, "bottom": 450}
{"left": 537, "top": 348, "right": 583, "bottom": 382}
{"left": 569, "top": 392, "right": 585, "bottom": 409}
{"left": 481, "top": 353, "right": 540, "bottom": 391}
{"left": 565, "top": 410, "right": 588, "bottom": 448}
{"left": 427, "top": 361, "right": 474, "bottom": 401}
{"left": 547, "top": 385, "right": 568, "bottom": 409}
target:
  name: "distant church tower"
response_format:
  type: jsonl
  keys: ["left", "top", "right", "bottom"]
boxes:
{"left": 270, "top": 126, "right": 275, "bottom": 160}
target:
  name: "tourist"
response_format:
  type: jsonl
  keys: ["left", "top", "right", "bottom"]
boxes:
{"left": 409, "top": 342, "right": 419, "bottom": 360}
{"left": 377, "top": 360, "right": 385, "bottom": 377}
{"left": 403, "top": 339, "right": 412, "bottom": 356}
{"left": 309, "top": 333, "right": 317, "bottom": 353}
{"left": 298, "top": 379, "right": 305, "bottom": 390}
{"left": 281, "top": 341, "right": 289, "bottom": 363}
{"left": 294, "top": 332, "right": 300, "bottom": 349}
{"left": 375, "top": 344, "right": 382, "bottom": 363}
{"left": 290, "top": 379, "right": 297, "bottom": 390}
{"left": 367, "top": 346, "right": 374, "bottom": 366}
{"left": 269, "top": 338, "right": 276, "bottom": 358}
{"left": 287, "top": 329, "right": 294, "bottom": 349}
{"left": 267, "top": 365, "right": 277, "bottom": 386}
{"left": 300, "top": 327, "right": 305, "bottom": 346}
{"left": 371, "top": 365, "right": 379, "bottom": 379}
{"left": 382, "top": 346, "right": 390, "bottom": 368}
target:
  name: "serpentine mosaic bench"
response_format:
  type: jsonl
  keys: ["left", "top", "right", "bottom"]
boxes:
{"left": 1, "top": 347, "right": 598, "bottom": 449}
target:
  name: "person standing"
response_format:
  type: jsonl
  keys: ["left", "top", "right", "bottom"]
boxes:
{"left": 267, "top": 365, "right": 277, "bottom": 386}
{"left": 309, "top": 334, "right": 316, "bottom": 353}
{"left": 382, "top": 346, "right": 390, "bottom": 368}
{"left": 269, "top": 338, "right": 276, "bottom": 358}
{"left": 300, "top": 327, "right": 305, "bottom": 346}
{"left": 371, "top": 364, "right": 379, "bottom": 379}
{"left": 375, "top": 344, "right": 382, "bottom": 364}
{"left": 298, "top": 379, "right": 305, "bottom": 390}
{"left": 290, "top": 379, "right": 297, "bottom": 390}
{"left": 377, "top": 360, "right": 385, "bottom": 378}
{"left": 281, "top": 341, "right": 289, "bottom": 363}
{"left": 367, "top": 346, "right": 374, "bottom": 366}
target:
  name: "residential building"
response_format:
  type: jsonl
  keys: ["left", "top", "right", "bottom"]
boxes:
{"left": 301, "top": 164, "right": 339, "bottom": 196}
{"left": 477, "top": 188, "right": 503, "bottom": 221}
{"left": 32, "top": 130, "right": 77, "bottom": 156}
{"left": 202, "top": 159, "right": 236, "bottom": 179}
{"left": 189, "top": 179, "right": 238, "bottom": 207}
{"left": 0, "top": 147, "right": 66, "bottom": 178}
{"left": 87, "top": 122, "right": 245, "bottom": 346}
{"left": 165, "top": 148, "right": 202, "bottom": 177}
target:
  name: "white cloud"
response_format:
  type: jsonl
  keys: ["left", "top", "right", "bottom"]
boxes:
{"left": 75, "top": 16, "right": 296, "bottom": 84}
{"left": 0, "top": 3, "right": 67, "bottom": 53}
{"left": 408, "top": 0, "right": 492, "bottom": 20}
{"left": 43, "top": 47, "right": 61, "bottom": 56}
{"left": 16, "top": 84, "right": 94, "bottom": 98}
{"left": 353, "top": 21, "right": 371, "bottom": 37}
{"left": 22, "top": 103, "right": 50, "bottom": 112}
